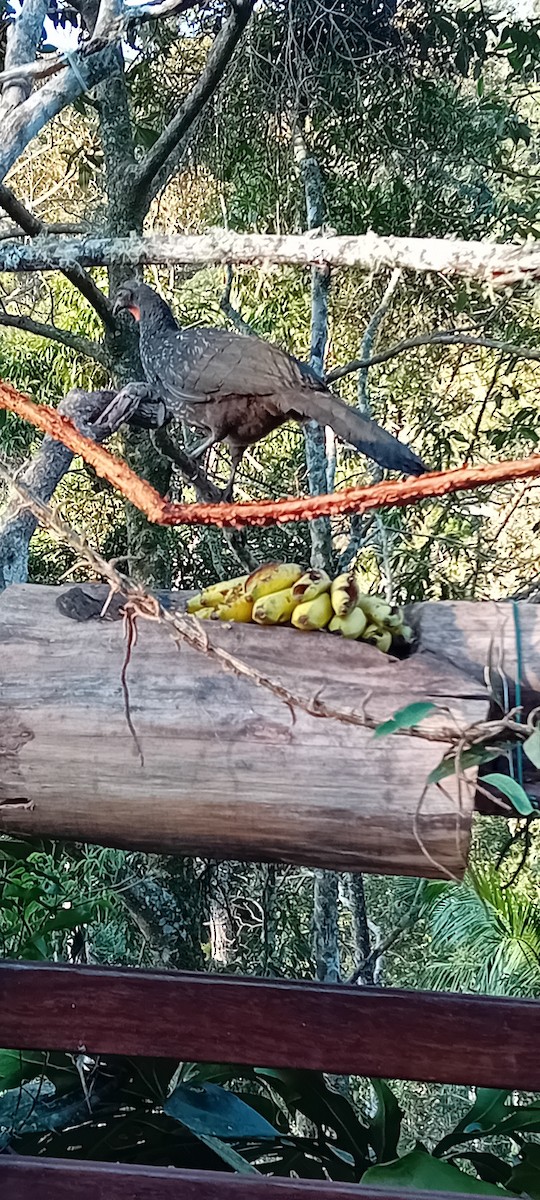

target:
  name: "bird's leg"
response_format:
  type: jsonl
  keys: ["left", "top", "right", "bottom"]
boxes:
{"left": 221, "top": 444, "right": 245, "bottom": 502}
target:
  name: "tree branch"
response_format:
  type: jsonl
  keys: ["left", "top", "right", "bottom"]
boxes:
{"left": 0, "top": 46, "right": 116, "bottom": 184}
{"left": 0, "top": 388, "right": 116, "bottom": 589}
{"left": 0, "top": 308, "right": 108, "bottom": 364}
{"left": 0, "top": 0, "right": 48, "bottom": 118}
{"left": 327, "top": 329, "right": 540, "bottom": 382}
{"left": 0, "top": 184, "right": 114, "bottom": 331}
{"left": 0, "top": 221, "right": 89, "bottom": 240}
{"left": 2, "top": 229, "right": 540, "bottom": 284}
{"left": 128, "top": 0, "right": 255, "bottom": 214}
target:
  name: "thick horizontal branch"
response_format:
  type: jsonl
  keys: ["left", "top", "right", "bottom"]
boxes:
{"left": 1, "top": 230, "right": 540, "bottom": 284}
{"left": 327, "top": 330, "right": 540, "bottom": 382}
{"left": 0, "top": 310, "right": 108, "bottom": 363}
{"left": 2, "top": 378, "right": 540, "bottom": 529}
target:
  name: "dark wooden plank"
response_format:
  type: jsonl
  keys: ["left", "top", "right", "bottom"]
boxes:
{"left": 2, "top": 961, "right": 540, "bottom": 1089}
{"left": 0, "top": 1159, "right": 500, "bottom": 1200}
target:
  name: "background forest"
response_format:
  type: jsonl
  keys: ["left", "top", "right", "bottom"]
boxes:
{"left": 2, "top": 0, "right": 540, "bottom": 1188}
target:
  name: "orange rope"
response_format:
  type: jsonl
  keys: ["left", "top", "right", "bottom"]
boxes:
{"left": 3, "top": 379, "right": 540, "bottom": 529}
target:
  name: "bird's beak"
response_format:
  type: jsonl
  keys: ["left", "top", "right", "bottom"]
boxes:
{"left": 112, "top": 296, "right": 125, "bottom": 316}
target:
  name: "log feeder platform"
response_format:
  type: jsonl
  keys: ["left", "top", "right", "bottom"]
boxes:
{"left": 1, "top": 584, "right": 537, "bottom": 878}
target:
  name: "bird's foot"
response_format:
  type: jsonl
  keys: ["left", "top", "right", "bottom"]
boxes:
{"left": 90, "top": 383, "right": 166, "bottom": 435}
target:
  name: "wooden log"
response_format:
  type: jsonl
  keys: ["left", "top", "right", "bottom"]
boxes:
{"left": 0, "top": 1159, "right": 504, "bottom": 1200}
{"left": 0, "top": 583, "right": 492, "bottom": 878}
{"left": 3, "top": 961, "right": 540, "bottom": 1088}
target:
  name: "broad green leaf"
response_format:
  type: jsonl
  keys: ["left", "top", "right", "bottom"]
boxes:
{"left": 435, "top": 1090, "right": 510, "bottom": 1155}
{"left": 463, "top": 1089, "right": 511, "bottom": 1134}
{"left": 429, "top": 745, "right": 502, "bottom": 784}
{"left": 362, "top": 1148, "right": 512, "bottom": 1194}
{"left": 523, "top": 727, "right": 540, "bottom": 767}
{"left": 483, "top": 774, "right": 534, "bottom": 815}
{"left": 367, "top": 1080, "right": 402, "bottom": 1162}
{"left": 197, "top": 1133, "right": 260, "bottom": 1174}
{"left": 507, "top": 1143, "right": 540, "bottom": 1199}
{"left": 254, "top": 1067, "right": 370, "bottom": 1165}
{"left": 374, "top": 702, "right": 436, "bottom": 739}
{"left": 164, "top": 1082, "right": 278, "bottom": 1140}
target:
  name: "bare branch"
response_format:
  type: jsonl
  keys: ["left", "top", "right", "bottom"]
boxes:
{"left": 0, "top": 184, "right": 114, "bottom": 331}
{"left": 356, "top": 270, "right": 402, "bottom": 408}
{"left": 0, "top": 221, "right": 89, "bottom": 240}
{"left": 327, "top": 329, "right": 540, "bottom": 383}
{"left": 129, "top": 0, "right": 255, "bottom": 212}
{"left": 0, "top": 308, "right": 108, "bottom": 364}
{"left": 0, "top": 0, "right": 48, "bottom": 118}
{"left": 219, "top": 265, "right": 256, "bottom": 335}
{"left": 0, "top": 46, "right": 116, "bottom": 184}
{"left": 2, "top": 229, "right": 540, "bottom": 284}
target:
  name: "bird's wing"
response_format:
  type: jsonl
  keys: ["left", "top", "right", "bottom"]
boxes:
{"left": 153, "top": 327, "right": 306, "bottom": 406}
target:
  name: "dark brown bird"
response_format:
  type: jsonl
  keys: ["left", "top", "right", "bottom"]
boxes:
{"left": 105, "top": 280, "right": 426, "bottom": 499}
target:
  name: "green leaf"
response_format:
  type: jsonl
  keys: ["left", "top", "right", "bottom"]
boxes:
{"left": 362, "top": 1148, "right": 512, "bottom": 1194}
{"left": 507, "top": 1143, "right": 540, "bottom": 1199}
{"left": 368, "top": 1080, "right": 402, "bottom": 1162}
{"left": 374, "top": 701, "right": 436, "bottom": 739}
{"left": 164, "top": 1082, "right": 278, "bottom": 1140}
{"left": 483, "top": 774, "right": 534, "bottom": 815}
{"left": 428, "top": 746, "right": 502, "bottom": 784}
{"left": 463, "top": 1089, "right": 511, "bottom": 1134}
{"left": 197, "top": 1134, "right": 261, "bottom": 1174}
{"left": 254, "top": 1068, "right": 370, "bottom": 1166}
{"left": 523, "top": 727, "right": 540, "bottom": 767}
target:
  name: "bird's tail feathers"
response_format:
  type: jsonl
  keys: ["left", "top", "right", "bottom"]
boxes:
{"left": 305, "top": 390, "right": 427, "bottom": 477}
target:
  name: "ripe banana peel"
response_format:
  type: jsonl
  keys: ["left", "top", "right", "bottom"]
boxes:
{"left": 245, "top": 562, "right": 303, "bottom": 601}
{"left": 330, "top": 571, "right": 360, "bottom": 617}
{"left": 292, "top": 569, "right": 332, "bottom": 602}
{"left": 329, "top": 607, "right": 368, "bottom": 639}
{"left": 185, "top": 561, "right": 414, "bottom": 653}
{"left": 252, "top": 587, "right": 297, "bottom": 625}
{"left": 291, "top": 592, "right": 333, "bottom": 631}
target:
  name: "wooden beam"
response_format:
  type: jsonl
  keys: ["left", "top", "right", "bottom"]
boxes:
{"left": 0, "top": 584, "right": 493, "bottom": 878}
{"left": 0, "top": 1159, "right": 499, "bottom": 1200}
{"left": 2, "top": 962, "right": 540, "bottom": 1089}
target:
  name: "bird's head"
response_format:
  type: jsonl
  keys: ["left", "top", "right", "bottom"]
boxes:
{"left": 112, "top": 280, "right": 144, "bottom": 321}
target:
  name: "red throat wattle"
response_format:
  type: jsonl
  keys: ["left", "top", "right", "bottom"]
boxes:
{"left": 128, "top": 304, "right": 141, "bottom": 321}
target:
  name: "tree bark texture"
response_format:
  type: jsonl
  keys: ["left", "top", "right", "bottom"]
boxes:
{"left": 0, "top": 584, "right": 496, "bottom": 878}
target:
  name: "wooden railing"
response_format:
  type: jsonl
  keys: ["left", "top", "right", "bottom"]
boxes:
{"left": 2, "top": 961, "right": 540, "bottom": 1198}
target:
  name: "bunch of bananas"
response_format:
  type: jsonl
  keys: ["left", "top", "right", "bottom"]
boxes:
{"left": 186, "top": 563, "right": 413, "bottom": 653}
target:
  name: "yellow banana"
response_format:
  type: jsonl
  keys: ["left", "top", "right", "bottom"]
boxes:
{"left": 291, "top": 592, "right": 333, "bottom": 631}
{"left": 245, "top": 561, "right": 303, "bottom": 601}
{"left": 193, "top": 607, "right": 213, "bottom": 620}
{"left": 330, "top": 572, "right": 360, "bottom": 617}
{"left": 292, "top": 569, "right": 332, "bottom": 603}
{"left": 215, "top": 586, "right": 253, "bottom": 623}
{"left": 329, "top": 607, "right": 368, "bottom": 639}
{"left": 356, "top": 593, "right": 393, "bottom": 625}
{"left": 374, "top": 630, "right": 392, "bottom": 653}
{"left": 385, "top": 608, "right": 405, "bottom": 630}
{"left": 363, "top": 626, "right": 392, "bottom": 653}
{"left": 252, "top": 587, "right": 297, "bottom": 626}
{"left": 200, "top": 574, "right": 248, "bottom": 607}
{"left": 186, "top": 594, "right": 205, "bottom": 614}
